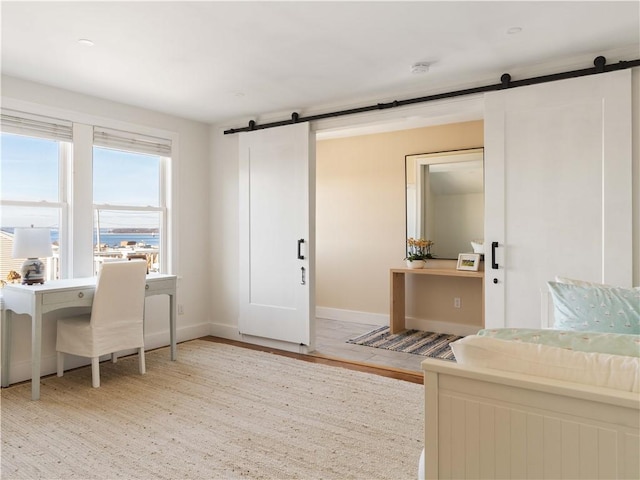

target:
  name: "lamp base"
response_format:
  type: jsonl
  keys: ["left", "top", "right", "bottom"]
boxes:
{"left": 20, "top": 258, "right": 46, "bottom": 285}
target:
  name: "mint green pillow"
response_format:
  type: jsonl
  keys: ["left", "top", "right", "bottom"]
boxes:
{"left": 477, "top": 328, "right": 640, "bottom": 357}
{"left": 547, "top": 281, "right": 640, "bottom": 334}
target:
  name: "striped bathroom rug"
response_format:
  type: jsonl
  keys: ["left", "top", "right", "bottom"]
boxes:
{"left": 347, "top": 326, "right": 463, "bottom": 361}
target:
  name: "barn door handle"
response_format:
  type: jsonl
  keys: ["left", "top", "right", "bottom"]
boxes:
{"left": 297, "top": 239, "right": 305, "bottom": 260}
{"left": 491, "top": 241, "right": 499, "bottom": 270}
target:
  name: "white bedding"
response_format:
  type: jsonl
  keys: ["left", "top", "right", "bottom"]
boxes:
{"left": 451, "top": 335, "right": 640, "bottom": 392}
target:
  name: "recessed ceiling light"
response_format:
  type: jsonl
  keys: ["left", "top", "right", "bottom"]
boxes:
{"left": 507, "top": 27, "right": 523, "bottom": 35}
{"left": 77, "top": 38, "right": 95, "bottom": 47}
{"left": 410, "top": 62, "right": 431, "bottom": 74}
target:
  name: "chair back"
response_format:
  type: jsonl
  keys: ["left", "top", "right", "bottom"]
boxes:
{"left": 91, "top": 260, "right": 147, "bottom": 327}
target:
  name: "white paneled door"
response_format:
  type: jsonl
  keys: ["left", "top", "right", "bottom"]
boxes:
{"left": 484, "top": 70, "right": 632, "bottom": 329}
{"left": 239, "top": 123, "right": 315, "bottom": 349}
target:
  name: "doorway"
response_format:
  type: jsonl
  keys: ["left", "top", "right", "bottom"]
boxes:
{"left": 311, "top": 97, "right": 485, "bottom": 370}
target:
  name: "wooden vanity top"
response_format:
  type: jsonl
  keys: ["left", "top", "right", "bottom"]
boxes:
{"left": 390, "top": 267, "right": 484, "bottom": 278}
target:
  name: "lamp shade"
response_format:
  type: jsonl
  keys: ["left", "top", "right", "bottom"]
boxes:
{"left": 12, "top": 227, "right": 53, "bottom": 259}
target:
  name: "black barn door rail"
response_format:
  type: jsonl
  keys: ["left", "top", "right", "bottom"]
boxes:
{"left": 224, "top": 56, "right": 640, "bottom": 135}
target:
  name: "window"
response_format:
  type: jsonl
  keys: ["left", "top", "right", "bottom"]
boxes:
{"left": 1, "top": 109, "right": 172, "bottom": 282}
{"left": 92, "top": 126, "right": 170, "bottom": 274}
{"left": 0, "top": 113, "right": 71, "bottom": 282}
{"left": 93, "top": 146, "right": 166, "bottom": 273}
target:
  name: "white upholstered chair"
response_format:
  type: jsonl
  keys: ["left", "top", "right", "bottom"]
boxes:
{"left": 56, "top": 260, "right": 148, "bottom": 388}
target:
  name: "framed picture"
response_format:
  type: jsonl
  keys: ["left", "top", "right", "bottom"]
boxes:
{"left": 457, "top": 253, "right": 481, "bottom": 271}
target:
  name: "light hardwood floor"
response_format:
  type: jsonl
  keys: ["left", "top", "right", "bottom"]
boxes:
{"left": 205, "top": 318, "right": 424, "bottom": 384}
{"left": 311, "top": 317, "right": 425, "bottom": 373}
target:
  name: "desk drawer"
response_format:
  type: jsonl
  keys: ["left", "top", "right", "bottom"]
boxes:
{"left": 42, "top": 289, "right": 94, "bottom": 307}
{"left": 145, "top": 278, "right": 176, "bottom": 294}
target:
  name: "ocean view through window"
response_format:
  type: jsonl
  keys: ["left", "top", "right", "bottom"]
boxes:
{"left": 0, "top": 132, "right": 65, "bottom": 282}
{"left": 1, "top": 112, "right": 172, "bottom": 282}
{"left": 93, "top": 146, "right": 165, "bottom": 273}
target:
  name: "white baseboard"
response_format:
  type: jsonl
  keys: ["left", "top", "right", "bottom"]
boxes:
{"left": 4, "top": 321, "right": 212, "bottom": 386}
{"left": 209, "top": 322, "right": 243, "bottom": 341}
{"left": 145, "top": 321, "right": 212, "bottom": 350}
{"left": 315, "top": 306, "right": 388, "bottom": 326}
{"left": 7, "top": 355, "right": 85, "bottom": 386}
{"left": 316, "top": 306, "right": 480, "bottom": 336}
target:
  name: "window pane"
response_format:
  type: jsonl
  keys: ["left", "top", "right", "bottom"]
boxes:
{"left": 1, "top": 133, "right": 59, "bottom": 202}
{"left": 93, "top": 147, "right": 160, "bottom": 206}
{"left": 94, "top": 209, "right": 161, "bottom": 273}
{"left": 0, "top": 205, "right": 60, "bottom": 281}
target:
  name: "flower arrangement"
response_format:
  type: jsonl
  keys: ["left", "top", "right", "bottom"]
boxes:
{"left": 6, "top": 270, "right": 21, "bottom": 284}
{"left": 405, "top": 237, "right": 434, "bottom": 261}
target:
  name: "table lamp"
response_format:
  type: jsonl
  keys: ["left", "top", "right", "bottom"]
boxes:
{"left": 12, "top": 227, "right": 53, "bottom": 285}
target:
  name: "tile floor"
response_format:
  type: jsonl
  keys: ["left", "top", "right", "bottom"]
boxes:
{"left": 311, "top": 317, "right": 425, "bottom": 373}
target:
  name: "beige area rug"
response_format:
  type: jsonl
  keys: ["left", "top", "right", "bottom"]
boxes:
{"left": 1, "top": 339, "right": 423, "bottom": 480}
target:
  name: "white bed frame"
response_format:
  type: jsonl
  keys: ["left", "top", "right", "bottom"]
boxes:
{"left": 421, "top": 358, "right": 640, "bottom": 479}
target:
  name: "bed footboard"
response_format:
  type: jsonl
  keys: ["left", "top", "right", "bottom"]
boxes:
{"left": 421, "top": 359, "right": 640, "bottom": 479}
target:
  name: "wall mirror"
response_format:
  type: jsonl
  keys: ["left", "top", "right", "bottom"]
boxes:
{"left": 405, "top": 148, "right": 484, "bottom": 259}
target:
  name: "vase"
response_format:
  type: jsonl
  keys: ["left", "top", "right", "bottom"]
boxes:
{"left": 406, "top": 259, "right": 425, "bottom": 269}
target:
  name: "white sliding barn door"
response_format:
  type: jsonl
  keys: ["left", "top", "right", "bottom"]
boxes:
{"left": 239, "top": 123, "right": 315, "bottom": 349}
{"left": 484, "top": 70, "right": 632, "bottom": 329}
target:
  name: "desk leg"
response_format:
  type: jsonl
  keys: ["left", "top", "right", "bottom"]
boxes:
{"left": 1, "top": 310, "right": 12, "bottom": 388}
{"left": 481, "top": 277, "right": 485, "bottom": 328}
{"left": 169, "top": 293, "right": 177, "bottom": 361}
{"left": 31, "top": 309, "right": 42, "bottom": 400}
{"left": 390, "top": 271, "right": 406, "bottom": 334}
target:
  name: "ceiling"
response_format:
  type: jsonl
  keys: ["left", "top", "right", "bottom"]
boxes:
{"left": 2, "top": 1, "right": 639, "bottom": 128}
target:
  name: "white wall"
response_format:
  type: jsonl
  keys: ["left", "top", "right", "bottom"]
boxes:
{"left": 209, "top": 127, "right": 242, "bottom": 340}
{"left": 1, "top": 75, "right": 212, "bottom": 383}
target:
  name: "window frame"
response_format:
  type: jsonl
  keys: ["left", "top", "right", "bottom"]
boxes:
{"left": 0, "top": 132, "right": 71, "bottom": 280}
{"left": 92, "top": 154, "right": 168, "bottom": 273}
{"left": 1, "top": 103, "right": 177, "bottom": 280}
{"left": 92, "top": 140, "right": 170, "bottom": 275}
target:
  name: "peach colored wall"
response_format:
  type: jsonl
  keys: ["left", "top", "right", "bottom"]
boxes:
{"left": 316, "top": 120, "right": 484, "bottom": 332}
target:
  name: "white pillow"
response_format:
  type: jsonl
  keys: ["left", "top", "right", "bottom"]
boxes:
{"left": 548, "top": 281, "right": 640, "bottom": 334}
{"left": 451, "top": 335, "right": 640, "bottom": 392}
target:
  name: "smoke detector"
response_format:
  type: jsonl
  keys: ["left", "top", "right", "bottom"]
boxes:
{"left": 410, "top": 62, "right": 431, "bottom": 74}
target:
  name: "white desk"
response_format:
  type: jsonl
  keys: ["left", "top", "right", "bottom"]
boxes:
{"left": 1, "top": 274, "right": 177, "bottom": 400}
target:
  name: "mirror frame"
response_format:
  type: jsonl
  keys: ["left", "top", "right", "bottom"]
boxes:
{"left": 405, "top": 147, "right": 484, "bottom": 259}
